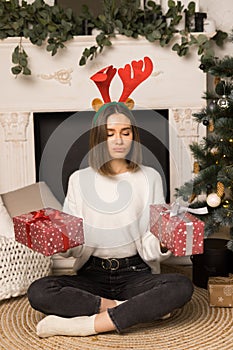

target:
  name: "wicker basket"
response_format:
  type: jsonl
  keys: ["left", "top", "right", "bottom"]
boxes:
{"left": 0, "top": 236, "right": 51, "bottom": 300}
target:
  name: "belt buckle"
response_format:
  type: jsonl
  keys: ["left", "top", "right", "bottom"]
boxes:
{"left": 101, "top": 258, "right": 120, "bottom": 270}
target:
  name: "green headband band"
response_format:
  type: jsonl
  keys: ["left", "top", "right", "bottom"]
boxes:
{"left": 93, "top": 102, "right": 129, "bottom": 125}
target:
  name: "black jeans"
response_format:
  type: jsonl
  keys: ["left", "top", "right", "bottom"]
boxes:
{"left": 27, "top": 257, "right": 194, "bottom": 333}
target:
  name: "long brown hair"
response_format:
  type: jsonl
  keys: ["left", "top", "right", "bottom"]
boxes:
{"left": 89, "top": 102, "right": 142, "bottom": 176}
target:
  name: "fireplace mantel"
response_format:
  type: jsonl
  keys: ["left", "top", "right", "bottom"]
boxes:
{"left": 0, "top": 35, "right": 206, "bottom": 197}
{"left": 0, "top": 35, "right": 206, "bottom": 111}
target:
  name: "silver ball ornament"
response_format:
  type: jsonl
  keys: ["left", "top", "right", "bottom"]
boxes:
{"left": 208, "top": 100, "right": 217, "bottom": 112}
{"left": 217, "top": 95, "right": 229, "bottom": 109}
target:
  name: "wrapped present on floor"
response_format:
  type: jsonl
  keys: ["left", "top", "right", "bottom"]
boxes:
{"left": 208, "top": 275, "right": 233, "bottom": 307}
{"left": 13, "top": 208, "right": 84, "bottom": 256}
{"left": 150, "top": 204, "right": 205, "bottom": 256}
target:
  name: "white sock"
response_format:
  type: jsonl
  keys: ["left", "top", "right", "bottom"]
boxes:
{"left": 114, "top": 300, "right": 127, "bottom": 306}
{"left": 36, "top": 314, "right": 97, "bottom": 338}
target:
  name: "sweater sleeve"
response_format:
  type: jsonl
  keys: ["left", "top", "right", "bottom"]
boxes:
{"left": 137, "top": 166, "right": 171, "bottom": 263}
{"left": 140, "top": 231, "right": 171, "bottom": 262}
{"left": 61, "top": 172, "right": 85, "bottom": 258}
{"left": 63, "top": 172, "right": 81, "bottom": 217}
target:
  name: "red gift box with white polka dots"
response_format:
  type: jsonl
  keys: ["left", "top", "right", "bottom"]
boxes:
{"left": 150, "top": 204, "right": 204, "bottom": 256}
{"left": 13, "top": 208, "right": 84, "bottom": 256}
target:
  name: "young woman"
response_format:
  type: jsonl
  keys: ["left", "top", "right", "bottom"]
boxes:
{"left": 27, "top": 102, "right": 194, "bottom": 338}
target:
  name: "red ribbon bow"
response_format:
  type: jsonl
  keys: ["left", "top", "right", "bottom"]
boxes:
{"left": 26, "top": 209, "right": 70, "bottom": 252}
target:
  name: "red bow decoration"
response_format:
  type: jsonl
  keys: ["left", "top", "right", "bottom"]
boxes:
{"left": 26, "top": 209, "right": 70, "bottom": 252}
{"left": 90, "top": 56, "right": 153, "bottom": 110}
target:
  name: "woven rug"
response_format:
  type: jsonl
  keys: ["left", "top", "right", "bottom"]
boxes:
{"left": 0, "top": 287, "right": 232, "bottom": 350}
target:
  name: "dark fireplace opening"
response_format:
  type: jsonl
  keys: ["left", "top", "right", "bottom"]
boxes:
{"left": 34, "top": 109, "right": 170, "bottom": 204}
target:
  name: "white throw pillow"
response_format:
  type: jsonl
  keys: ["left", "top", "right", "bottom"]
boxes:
{"left": 0, "top": 195, "right": 14, "bottom": 239}
{"left": 0, "top": 235, "right": 51, "bottom": 300}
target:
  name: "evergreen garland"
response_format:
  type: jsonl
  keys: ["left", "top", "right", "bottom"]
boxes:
{"left": 0, "top": 0, "right": 229, "bottom": 75}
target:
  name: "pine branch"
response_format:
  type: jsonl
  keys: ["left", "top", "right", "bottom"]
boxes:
{"left": 192, "top": 110, "right": 207, "bottom": 123}
{"left": 190, "top": 142, "right": 219, "bottom": 168}
{"left": 175, "top": 180, "right": 196, "bottom": 199}
{"left": 193, "top": 165, "right": 219, "bottom": 189}
{"left": 202, "top": 218, "right": 221, "bottom": 237}
{"left": 218, "top": 165, "right": 233, "bottom": 188}
{"left": 212, "top": 204, "right": 233, "bottom": 227}
{"left": 208, "top": 56, "right": 233, "bottom": 77}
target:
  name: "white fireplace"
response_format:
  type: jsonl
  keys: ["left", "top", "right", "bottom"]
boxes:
{"left": 0, "top": 35, "right": 206, "bottom": 200}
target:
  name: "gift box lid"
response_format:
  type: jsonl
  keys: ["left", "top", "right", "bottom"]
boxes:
{"left": 208, "top": 274, "right": 233, "bottom": 286}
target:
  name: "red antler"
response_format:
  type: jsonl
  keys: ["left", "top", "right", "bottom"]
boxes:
{"left": 118, "top": 57, "right": 153, "bottom": 102}
{"left": 90, "top": 65, "right": 117, "bottom": 103}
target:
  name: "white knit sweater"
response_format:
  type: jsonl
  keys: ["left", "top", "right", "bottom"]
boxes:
{"left": 62, "top": 165, "right": 171, "bottom": 273}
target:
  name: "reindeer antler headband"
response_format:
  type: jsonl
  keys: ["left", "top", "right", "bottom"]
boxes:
{"left": 90, "top": 56, "right": 153, "bottom": 122}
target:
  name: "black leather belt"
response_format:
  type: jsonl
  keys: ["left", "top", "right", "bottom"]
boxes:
{"left": 89, "top": 254, "right": 143, "bottom": 271}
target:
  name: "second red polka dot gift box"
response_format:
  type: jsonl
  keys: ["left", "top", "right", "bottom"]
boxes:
{"left": 150, "top": 204, "right": 204, "bottom": 257}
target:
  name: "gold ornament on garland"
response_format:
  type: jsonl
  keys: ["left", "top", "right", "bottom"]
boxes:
{"left": 210, "top": 147, "right": 218, "bottom": 155}
{"left": 193, "top": 161, "right": 200, "bottom": 174}
{"left": 188, "top": 193, "right": 197, "bottom": 203}
{"left": 208, "top": 119, "right": 214, "bottom": 132}
{"left": 214, "top": 77, "right": 221, "bottom": 86}
{"left": 217, "top": 181, "right": 225, "bottom": 197}
{"left": 222, "top": 200, "right": 229, "bottom": 208}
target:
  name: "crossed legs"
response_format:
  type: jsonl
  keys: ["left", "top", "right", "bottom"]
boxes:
{"left": 28, "top": 272, "right": 193, "bottom": 338}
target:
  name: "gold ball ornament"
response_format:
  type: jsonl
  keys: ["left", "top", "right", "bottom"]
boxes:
{"left": 206, "top": 193, "right": 221, "bottom": 207}
{"left": 223, "top": 200, "right": 229, "bottom": 209}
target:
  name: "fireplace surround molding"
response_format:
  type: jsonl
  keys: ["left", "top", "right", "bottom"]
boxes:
{"left": 0, "top": 35, "right": 206, "bottom": 197}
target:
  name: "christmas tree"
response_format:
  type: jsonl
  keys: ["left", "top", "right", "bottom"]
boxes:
{"left": 176, "top": 55, "right": 233, "bottom": 251}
